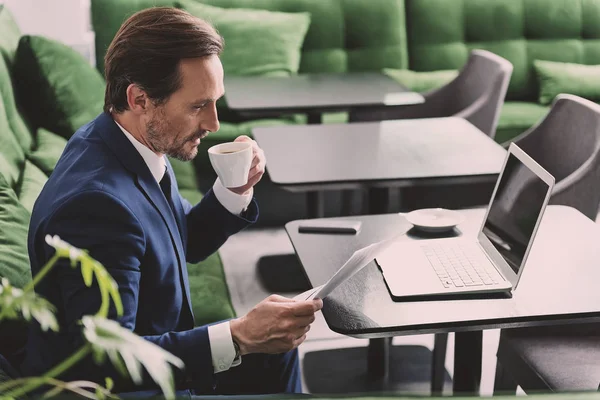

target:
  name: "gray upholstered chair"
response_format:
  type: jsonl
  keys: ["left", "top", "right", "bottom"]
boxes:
{"left": 349, "top": 49, "right": 513, "bottom": 139}
{"left": 347, "top": 50, "right": 515, "bottom": 392}
{"left": 493, "top": 94, "right": 600, "bottom": 394}
{"left": 344, "top": 49, "right": 514, "bottom": 216}
{"left": 494, "top": 324, "right": 600, "bottom": 393}
{"left": 509, "top": 94, "right": 600, "bottom": 220}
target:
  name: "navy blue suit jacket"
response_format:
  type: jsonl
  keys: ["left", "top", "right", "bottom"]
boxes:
{"left": 21, "top": 112, "right": 258, "bottom": 391}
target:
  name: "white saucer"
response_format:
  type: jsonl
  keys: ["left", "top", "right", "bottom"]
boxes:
{"left": 405, "top": 208, "right": 465, "bottom": 233}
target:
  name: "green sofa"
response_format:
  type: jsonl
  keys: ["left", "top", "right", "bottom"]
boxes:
{"left": 90, "top": 0, "right": 410, "bottom": 172}
{"left": 87, "top": 0, "right": 600, "bottom": 223}
{"left": 403, "top": 0, "right": 600, "bottom": 144}
{"left": 91, "top": 0, "right": 599, "bottom": 150}
{"left": 0, "top": 4, "right": 236, "bottom": 366}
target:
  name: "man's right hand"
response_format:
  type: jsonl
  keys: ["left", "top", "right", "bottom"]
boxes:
{"left": 229, "top": 294, "right": 323, "bottom": 355}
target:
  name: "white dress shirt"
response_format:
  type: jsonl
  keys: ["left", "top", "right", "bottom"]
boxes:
{"left": 116, "top": 121, "right": 249, "bottom": 373}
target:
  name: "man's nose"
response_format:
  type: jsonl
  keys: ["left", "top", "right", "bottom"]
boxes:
{"left": 203, "top": 102, "right": 220, "bottom": 133}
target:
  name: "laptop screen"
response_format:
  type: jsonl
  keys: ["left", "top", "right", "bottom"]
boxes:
{"left": 482, "top": 153, "right": 551, "bottom": 274}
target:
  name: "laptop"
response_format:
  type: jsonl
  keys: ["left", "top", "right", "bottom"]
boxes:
{"left": 376, "top": 143, "right": 555, "bottom": 300}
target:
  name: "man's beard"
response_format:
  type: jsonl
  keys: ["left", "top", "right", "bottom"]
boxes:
{"left": 146, "top": 114, "right": 202, "bottom": 162}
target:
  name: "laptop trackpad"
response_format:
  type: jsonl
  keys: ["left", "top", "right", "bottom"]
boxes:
{"left": 376, "top": 241, "right": 447, "bottom": 298}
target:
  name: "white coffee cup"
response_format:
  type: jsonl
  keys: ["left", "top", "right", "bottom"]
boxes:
{"left": 208, "top": 141, "right": 253, "bottom": 188}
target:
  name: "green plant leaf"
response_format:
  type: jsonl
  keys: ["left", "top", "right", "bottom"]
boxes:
{"left": 107, "top": 349, "right": 129, "bottom": 378}
{"left": 0, "top": 278, "right": 58, "bottom": 331}
{"left": 44, "top": 235, "right": 124, "bottom": 317}
{"left": 105, "top": 377, "right": 114, "bottom": 392}
{"left": 82, "top": 316, "right": 184, "bottom": 400}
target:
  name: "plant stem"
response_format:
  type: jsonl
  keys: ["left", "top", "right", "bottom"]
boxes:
{"left": 6, "top": 344, "right": 92, "bottom": 398}
{"left": 22, "top": 254, "right": 60, "bottom": 293}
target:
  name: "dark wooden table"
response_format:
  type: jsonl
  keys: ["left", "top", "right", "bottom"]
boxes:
{"left": 224, "top": 72, "right": 424, "bottom": 124}
{"left": 254, "top": 117, "right": 507, "bottom": 217}
{"left": 286, "top": 206, "right": 600, "bottom": 394}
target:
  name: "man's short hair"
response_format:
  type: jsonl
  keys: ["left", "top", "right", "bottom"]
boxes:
{"left": 104, "top": 7, "right": 223, "bottom": 113}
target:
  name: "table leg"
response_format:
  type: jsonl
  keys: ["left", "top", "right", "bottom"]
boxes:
{"left": 368, "top": 188, "right": 390, "bottom": 214}
{"left": 431, "top": 333, "right": 449, "bottom": 394}
{"left": 452, "top": 331, "right": 482, "bottom": 395}
{"left": 307, "top": 111, "right": 323, "bottom": 125}
{"left": 367, "top": 338, "right": 390, "bottom": 381}
{"left": 307, "top": 191, "right": 325, "bottom": 218}
{"left": 341, "top": 190, "right": 355, "bottom": 215}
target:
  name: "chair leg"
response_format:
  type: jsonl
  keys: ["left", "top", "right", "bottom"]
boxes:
{"left": 493, "top": 360, "right": 518, "bottom": 395}
{"left": 341, "top": 190, "right": 357, "bottom": 215}
{"left": 431, "top": 333, "right": 449, "bottom": 395}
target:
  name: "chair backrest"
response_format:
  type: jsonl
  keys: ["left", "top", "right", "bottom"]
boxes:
{"left": 512, "top": 94, "right": 600, "bottom": 220}
{"left": 447, "top": 49, "right": 513, "bottom": 138}
{"left": 348, "top": 50, "right": 513, "bottom": 139}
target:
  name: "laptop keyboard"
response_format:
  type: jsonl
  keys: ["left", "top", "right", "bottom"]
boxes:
{"left": 422, "top": 243, "right": 499, "bottom": 288}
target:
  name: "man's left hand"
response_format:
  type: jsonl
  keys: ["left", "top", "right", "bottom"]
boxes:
{"left": 228, "top": 135, "right": 266, "bottom": 196}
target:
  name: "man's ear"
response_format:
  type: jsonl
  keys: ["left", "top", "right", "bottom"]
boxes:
{"left": 125, "top": 84, "right": 150, "bottom": 114}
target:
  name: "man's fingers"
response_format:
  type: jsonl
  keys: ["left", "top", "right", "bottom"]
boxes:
{"left": 234, "top": 135, "right": 252, "bottom": 143}
{"left": 291, "top": 299, "right": 323, "bottom": 316}
{"left": 294, "top": 324, "right": 311, "bottom": 339}
{"left": 292, "top": 334, "right": 307, "bottom": 348}
{"left": 294, "top": 315, "right": 316, "bottom": 328}
{"left": 244, "top": 173, "right": 262, "bottom": 190}
{"left": 248, "top": 163, "right": 265, "bottom": 178}
{"left": 269, "top": 294, "right": 296, "bottom": 303}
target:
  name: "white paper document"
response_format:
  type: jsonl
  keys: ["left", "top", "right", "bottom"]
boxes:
{"left": 293, "top": 235, "right": 405, "bottom": 301}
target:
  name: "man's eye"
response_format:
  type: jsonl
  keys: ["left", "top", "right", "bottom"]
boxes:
{"left": 194, "top": 104, "right": 207, "bottom": 110}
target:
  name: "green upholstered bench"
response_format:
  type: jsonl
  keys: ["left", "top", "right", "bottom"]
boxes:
{"left": 90, "top": 0, "right": 411, "bottom": 170}
{"left": 91, "top": 0, "right": 600, "bottom": 155}
{"left": 403, "top": 0, "right": 600, "bottom": 144}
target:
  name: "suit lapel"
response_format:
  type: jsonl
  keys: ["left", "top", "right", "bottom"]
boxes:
{"left": 96, "top": 113, "right": 194, "bottom": 318}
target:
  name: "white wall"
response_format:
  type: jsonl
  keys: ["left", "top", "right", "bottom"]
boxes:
{"left": 0, "top": 0, "right": 95, "bottom": 65}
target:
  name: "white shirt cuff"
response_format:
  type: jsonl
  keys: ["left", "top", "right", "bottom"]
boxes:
{"left": 207, "top": 321, "right": 240, "bottom": 373}
{"left": 212, "top": 178, "right": 253, "bottom": 216}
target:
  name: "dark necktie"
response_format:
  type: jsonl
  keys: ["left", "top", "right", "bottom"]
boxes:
{"left": 159, "top": 168, "right": 175, "bottom": 213}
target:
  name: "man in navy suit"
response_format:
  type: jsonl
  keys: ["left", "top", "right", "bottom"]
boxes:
{"left": 21, "top": 7, "right": 322, "bottom": 396}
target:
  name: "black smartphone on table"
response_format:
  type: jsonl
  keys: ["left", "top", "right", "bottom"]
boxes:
{"left": 298, "top": 220, "right": 362, "bottom": 234}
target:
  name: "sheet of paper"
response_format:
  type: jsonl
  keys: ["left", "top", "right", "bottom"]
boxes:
{"left": 293, "top": 234, "right": 406, "bottom": 301}
{"left": 293, "top": 285, "right": 324, "bottom": 301}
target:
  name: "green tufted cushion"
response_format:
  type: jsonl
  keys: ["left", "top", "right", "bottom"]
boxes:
{"left": 91, "top": 0, "right": 408, "bottom": 75}
{"left": 0, "top": 174, "right": 32, "bottom": 289}
{"left": 342, "top": 0, "right": 408, "bottom": 72}
{"left": 383, "top": 68, "right": 458, "bottom": 93}
{"left": 28, "top": 128, "right": 67, "bottom": 177}
{"left": 187, "top": 253, "right": 236, "bottom": 326}
{"left": 176, "top": 0, "right": 311, "bottom": 76}
{"left": 0, "top": 56, "right": 34, "bottom": 154}
{"left": 168, "top": 157, "right": 198, "bottom": 191}
{"left": 0, "top": 78, "right": 25, "bottom": 188}
{"left": 17, "top": 160, "right": 48, "bottom": 213}
{"left": 533, "top": 60, "right": 600, "bottom": 105}
{"left": 0, "top": 7, "right": 32, "bottom": 154}
{"left": 177, "top": 188, "right": 236, "bottom": 324}
{"left": 405, "top": 0, "right": 600, "bottom": 102}
{"left": 0, "top": 5, "right": 21, "bottom": 65}
{"left": 179, "top": 188, "right": 204, "bottom": 205}
{"left": 91, "top": 0, "right": 177, "bottom": 75}
{"left": 14, "top": 35, "right": 105, "bottom": 140}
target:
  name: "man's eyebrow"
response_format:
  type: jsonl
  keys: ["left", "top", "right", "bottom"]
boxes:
{"left": 193, "top": 93, "right": 225, "bottom": 104}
